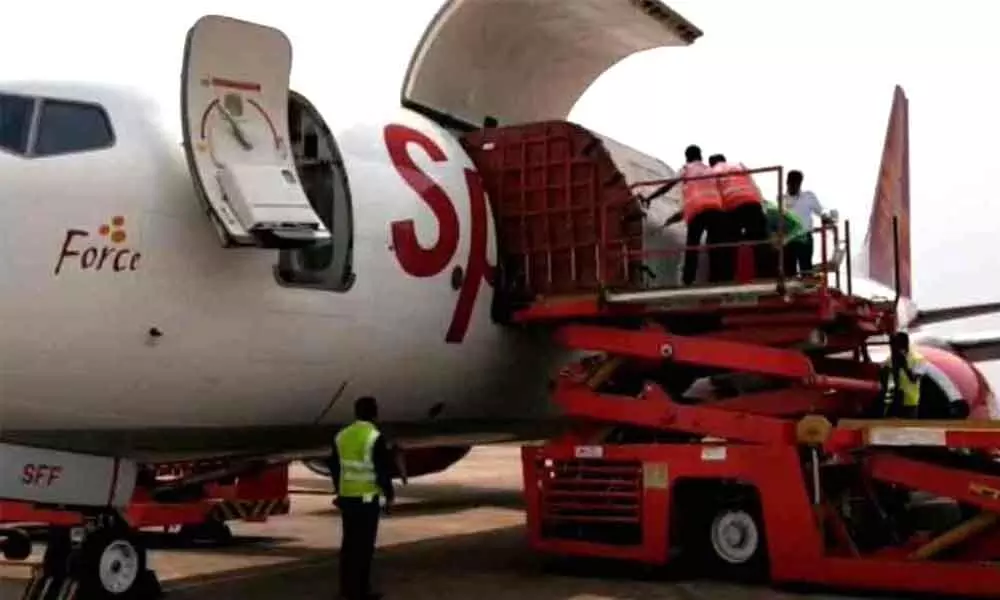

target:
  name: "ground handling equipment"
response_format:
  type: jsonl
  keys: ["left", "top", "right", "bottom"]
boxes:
{"left": 459, "top": 121, "right": 1000, "bottom": 598}
{"left": 510, "top": 223, "right": 1000, "bottom": 597}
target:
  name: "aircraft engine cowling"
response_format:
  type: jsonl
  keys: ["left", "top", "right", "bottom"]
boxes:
{"left": 302, "top": 445, "right": 472, "bottom": 480}
{"left": 911, "top": 345, "right": 996, "bottom": 420}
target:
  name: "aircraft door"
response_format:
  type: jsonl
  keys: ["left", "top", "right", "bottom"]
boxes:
{"left": 181, "top": 14, "right": 330, "bottom": 249}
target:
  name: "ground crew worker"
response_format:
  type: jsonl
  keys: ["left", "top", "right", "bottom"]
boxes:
{"left": 878, "top": 332, "right": 927, "bottom": 419}
{"left": 762, "top": 199, "right": 809, "bottom": 277}
{"left": 709, "top": 153, "right": 769, "bottom": 278}
{"left": 328, "top": 396, "right": 395, "bottom": 600}
{"left": 657, "top": 145, "right": 729, "bottom": 284}
{"left": 781, "top": 170, "right": 837, "bottom": 274}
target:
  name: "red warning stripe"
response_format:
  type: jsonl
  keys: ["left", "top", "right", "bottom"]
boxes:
{"left": 211, "top": 77, "right": 261, "bottom": 92}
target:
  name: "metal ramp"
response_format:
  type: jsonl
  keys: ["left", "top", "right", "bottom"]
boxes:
{"left": 603, "top": 279, "right": 811, "bottom": 306}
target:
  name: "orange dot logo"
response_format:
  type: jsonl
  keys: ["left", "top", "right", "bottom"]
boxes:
{"left": 99, "top": 216, "right": 127, "bottom": 244}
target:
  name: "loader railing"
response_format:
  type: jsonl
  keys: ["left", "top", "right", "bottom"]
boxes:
{"left": 490, "top": 161, "right": 864, "bottom": 308}
{"left": 618, "top": 165, "right": 848, "bottom": 297}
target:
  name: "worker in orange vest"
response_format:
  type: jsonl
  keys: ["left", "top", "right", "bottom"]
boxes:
{"left": 708, "top": 154, "right": 770, "bottom": 279}
{"left": 656, "top": 145, "right": 729, "bottom": 284}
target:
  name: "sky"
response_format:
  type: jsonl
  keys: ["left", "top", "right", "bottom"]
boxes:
{"left": 5, "top": 0, "right": 1000, "bottom": 354}
{"left": 574, "top": 0, "right": 1000, "bottom": 309}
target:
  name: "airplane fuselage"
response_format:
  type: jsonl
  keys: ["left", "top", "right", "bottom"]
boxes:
{"left": 0, "top": 82, "right": 567, "bottom": 461}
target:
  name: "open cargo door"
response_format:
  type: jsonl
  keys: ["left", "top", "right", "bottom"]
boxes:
{"left": 182, "top": 14, "right": 330, "bottom": 249}
{"left": 402, "top": 0, "right": 702, "bottom": 129}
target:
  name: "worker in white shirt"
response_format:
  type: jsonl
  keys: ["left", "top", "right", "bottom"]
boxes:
{"left": 782, "top": 170, "right": 837, "bottom": 274}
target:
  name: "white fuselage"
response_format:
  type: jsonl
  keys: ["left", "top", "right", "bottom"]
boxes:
{"left": 0, "top": 81, "right": 566, "bottom": 460}
{"left": 0, "top": 81, "right": 926, "bottom": 462}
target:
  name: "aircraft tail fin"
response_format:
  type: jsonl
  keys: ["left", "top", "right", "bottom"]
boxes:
{"left": 858, "top": 88, "right": 1000, "bottom": 341}
{"left": 856, "top": 85, "right": 911, "bottom": 298}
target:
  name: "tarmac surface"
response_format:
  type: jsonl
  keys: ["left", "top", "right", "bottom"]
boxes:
{"left": 2, "top": 445, "right": 892, "bottom": 599}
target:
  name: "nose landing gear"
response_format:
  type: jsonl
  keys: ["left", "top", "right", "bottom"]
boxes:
{"left": 20, "top": 515, "right": 161, "bottom": 600}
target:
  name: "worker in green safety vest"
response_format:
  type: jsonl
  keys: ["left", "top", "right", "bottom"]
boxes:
{"left": 878, "top": 332, "right": 927, "bottom": 418}
{"left": 328, "top": 396, "right": 395, "bottom": 600}
{"left": 762, "top": 199, "right": 811, "bottom": 277}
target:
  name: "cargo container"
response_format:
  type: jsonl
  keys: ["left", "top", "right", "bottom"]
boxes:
{"left": 461, "top": 121, "right": 687, "bottom": 302}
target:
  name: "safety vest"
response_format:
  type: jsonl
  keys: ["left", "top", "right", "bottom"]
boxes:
{"left": 335, "top": 420, "right": 382, "bottom": 500}
{"left": 713, "top": 162, "right": 763, "bottom": 211}
{"left": 680, "top": 162, "right": 723, "bottom": 223}
{"left": 882, "top": 349, "right": 926, "bottom": 409}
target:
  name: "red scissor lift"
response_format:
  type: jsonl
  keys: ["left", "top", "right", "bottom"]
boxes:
{"left": 461, "top": 121, "right": 1000, "bottom": 597}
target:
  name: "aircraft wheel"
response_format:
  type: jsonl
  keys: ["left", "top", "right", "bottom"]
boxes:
{"left": 202, "top": 519, "right": 234, "bottom": 544}
{"left": 179, "top": 519, "right": 233, "bottom": 546}
{"left": 74, "top": 525, "right": 148, "bottom": 599}
{"left": 0, "top": 528, "right": 31, "bottom": 560}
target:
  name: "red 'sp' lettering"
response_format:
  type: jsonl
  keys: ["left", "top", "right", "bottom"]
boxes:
{"left": 384, "top": 124, "right": 460, "bottom": 278}
{"left": 384, "top": 124, "right": 495, "bottom": 344}
{"left": 446, "top": 169, "right": 496, "bottom": 343}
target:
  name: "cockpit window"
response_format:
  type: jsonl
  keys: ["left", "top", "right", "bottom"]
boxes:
{"left": 0, "top": 93, "right": 34, "bottom": 155}
{"left": 34, "top": 99, "right": 114, "bottom": 157}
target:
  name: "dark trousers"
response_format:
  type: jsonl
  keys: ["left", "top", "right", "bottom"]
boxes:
{"left": 800, "top": 235, "right": 814, "bottom": 272}
{"left": 782, "top": 239, "right": 812, "bottom": 276}
{"left": 339, "top": 497, "right": 381, "bottom": 599}
{"left": 788, "top": 235, "right": 813, "bottom": 275}
{"left": 683, "top": 208, "right": 728, "bottom": 285}
{"left": 727, "top": 203, "right": 769, "bottom": 278}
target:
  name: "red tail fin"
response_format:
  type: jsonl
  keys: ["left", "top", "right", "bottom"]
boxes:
{"left": 860, "top": 85, "right": 911, "bottom": 297}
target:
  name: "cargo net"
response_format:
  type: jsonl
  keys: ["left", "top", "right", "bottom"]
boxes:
{"left": 461, "top": 121, "right": 853, "bottom": 309}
